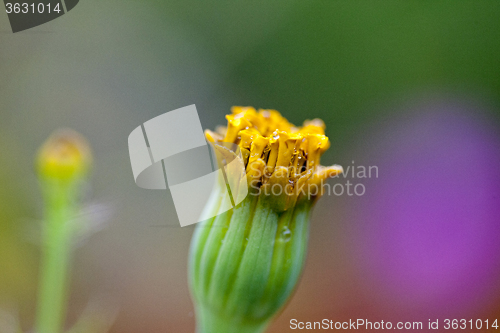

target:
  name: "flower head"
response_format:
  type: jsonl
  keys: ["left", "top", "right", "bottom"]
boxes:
{"left": 189, "top": 107, "right": 341, "bottom": 333}
{"left": 37, "top": 129, "right": 92, "bottom": 182}
{"left": 206, "top": 107, "right": 342, "bottom": 208}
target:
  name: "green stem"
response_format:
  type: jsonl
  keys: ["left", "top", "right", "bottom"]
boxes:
{"left": 196, "top": 304, "right": 268, "bottom": 333}
{"left": 35, "top": 180, "right": 78, "bottom": 333}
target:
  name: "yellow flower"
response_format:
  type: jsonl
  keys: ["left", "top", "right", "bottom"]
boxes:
{"left": 205, "top": 106, "right": 342, "bottom": 208}
{"left": 189, "top": 107, "right": 342, "bottom": 333}
{"left": 37, "top": 129, "right": 92, "bottom": 182}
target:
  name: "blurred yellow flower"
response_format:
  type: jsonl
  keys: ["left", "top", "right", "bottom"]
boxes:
{"left": 37, "top": 129, "right": 92, "bottom": 182}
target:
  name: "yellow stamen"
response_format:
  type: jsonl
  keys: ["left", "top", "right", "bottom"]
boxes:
{"left": 224, "top": 115, "right": 251, "bottom": 143}
{"left": 266, "top": 133, "right": 279, "bottom": 174}
{"left": 239, "top": 129, "right": 259, "bottom": 150}
{"left": 205, "top": 129, "right": 222, "bottom": 143}
{"left": 248, "top": 134, "right": 269, "bottom": 166}
{"left": 276, "top": 132, "right": 302, "bottom": 168}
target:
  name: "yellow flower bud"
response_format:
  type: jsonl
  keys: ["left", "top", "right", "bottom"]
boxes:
{"left": 36, "top": 129, "right": 91, "bottom": 182}
{"left": 189, "top": 107, "right": 342, "bottom": 333}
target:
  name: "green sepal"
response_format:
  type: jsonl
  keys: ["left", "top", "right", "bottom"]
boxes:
{"left": 189, "top": 190, "right": 313, "bottom": 333}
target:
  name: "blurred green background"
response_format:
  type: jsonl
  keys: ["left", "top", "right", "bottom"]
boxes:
{"left": 1, "top": 1, "right": 500, "bottom": 332}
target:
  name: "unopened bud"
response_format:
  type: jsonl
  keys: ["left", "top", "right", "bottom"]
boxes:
{"left": 37, "top": 129, "right": 91, "bottom": 182}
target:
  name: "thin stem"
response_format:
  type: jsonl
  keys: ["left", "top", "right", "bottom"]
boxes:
{"left": 35, "top": 180, "right": 78, "bottom": 333}
{"left": 196, "top": 304, "right": 268, "bottom": 333}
